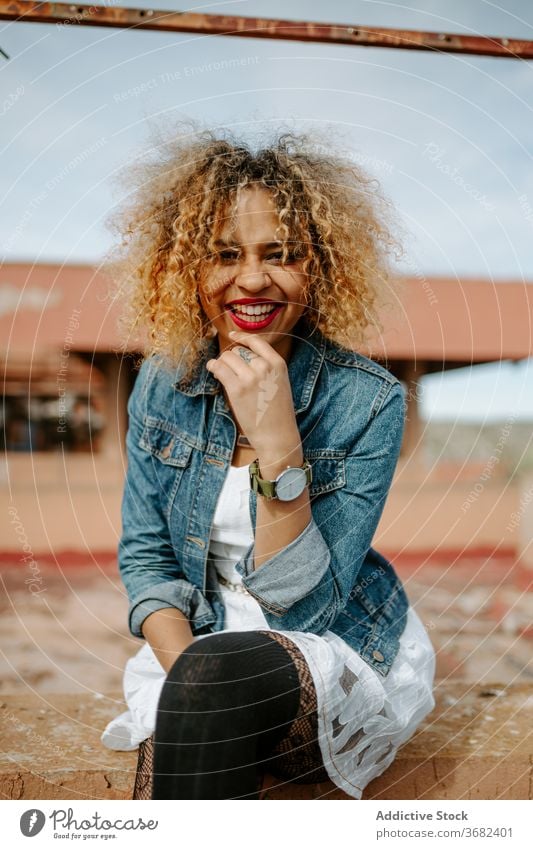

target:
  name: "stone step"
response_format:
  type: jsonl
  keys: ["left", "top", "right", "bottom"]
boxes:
{"left": 2, "top": 682, "right": 532, "bottom": 800}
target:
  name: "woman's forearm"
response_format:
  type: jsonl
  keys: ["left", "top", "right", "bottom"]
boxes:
{"left": 141, "top": 607, "right": 194, "bottom": 673}
{"left": 253, "top": 437, "right": 312, "bottom": 571}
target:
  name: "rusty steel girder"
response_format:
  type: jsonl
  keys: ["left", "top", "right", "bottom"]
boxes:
{"left": 1, "top": 0, "right": 532, "bottom": 58}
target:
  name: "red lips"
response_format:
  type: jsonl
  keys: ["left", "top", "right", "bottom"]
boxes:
{"left": 228, "top": 304, "right": 283, "bottom": 330}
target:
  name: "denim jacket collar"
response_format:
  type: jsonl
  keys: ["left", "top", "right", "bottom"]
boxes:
{"left": 172, "top": 317, "right": 327, "bottom": 416}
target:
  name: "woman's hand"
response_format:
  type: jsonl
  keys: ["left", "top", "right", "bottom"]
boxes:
{"left": 205, "top": 330, "right": 300, "bottom": 456}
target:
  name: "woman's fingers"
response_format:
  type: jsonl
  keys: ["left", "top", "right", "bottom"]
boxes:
{"left": 207, "top": 332, "right": 285, "bottom": 408}
{"left": 228, "top": 330, "right": 284, "bottom": 366}
{"left": 205, "top": 357, "right": 240, "bottom": 391}
{"left": 208, "top": 348, "right": 257, "bottom": 382}
{"left": 209, "top": 342, "right": 270, "bottom": 379}
{"left": 223, "top": 347, "right": 262, "bottom": 378}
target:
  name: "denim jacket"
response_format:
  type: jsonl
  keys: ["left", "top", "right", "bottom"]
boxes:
{"left": 118, "top": 318, "right": 410, "bottom": 678}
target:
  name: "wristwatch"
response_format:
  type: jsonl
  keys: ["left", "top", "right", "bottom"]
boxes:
{"left": 249, "top": 458, "right": 312, "bottom": 502}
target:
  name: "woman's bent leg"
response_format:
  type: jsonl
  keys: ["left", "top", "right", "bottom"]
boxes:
{"left": 151, "top": 630, "right": 301, "bottom": 800}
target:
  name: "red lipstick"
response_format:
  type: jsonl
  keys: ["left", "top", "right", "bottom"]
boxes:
{"left": 228, "top": 306, "right": 283, "bottom": 330}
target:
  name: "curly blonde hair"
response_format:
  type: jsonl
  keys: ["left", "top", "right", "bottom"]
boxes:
{"left": 104, "top": 119, "right": 403, "bottom": 380}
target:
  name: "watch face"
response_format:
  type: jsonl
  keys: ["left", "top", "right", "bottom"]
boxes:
{"left": 276, "top": 467, "right": 307, "bottom": 501}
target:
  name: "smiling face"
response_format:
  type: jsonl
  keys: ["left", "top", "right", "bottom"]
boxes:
{"left": 197, "top": 185, "right": 309, "bottom": 361}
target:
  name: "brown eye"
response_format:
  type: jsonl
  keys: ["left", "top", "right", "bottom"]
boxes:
{"left": 267, "top": 251, "right": 301, "bottom": 264}
{"left": 219, "top": 250, "right": 239, "bottom": 262}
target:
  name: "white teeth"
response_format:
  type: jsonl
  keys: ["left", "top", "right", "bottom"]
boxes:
{"left": 232, "top": 303, "right": 278, "bottom": 316}
{"left": 235, "top": 312, "right": 272, "bottom": 322}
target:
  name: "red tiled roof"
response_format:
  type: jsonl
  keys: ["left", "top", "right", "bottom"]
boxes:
{"left": 0, "top": 263, "right": 122, "bottom": 354}
{"left": 363, "top": 276, "right": 533, "bottom": 362}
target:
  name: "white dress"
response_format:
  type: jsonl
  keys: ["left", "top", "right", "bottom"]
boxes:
{"left": 102, "top": 464, "right": 436, "bottom": 799}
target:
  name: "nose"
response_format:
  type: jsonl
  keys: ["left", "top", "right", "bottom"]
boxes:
{"left": 235, "top": 258, "right": 271, "bottom": 293}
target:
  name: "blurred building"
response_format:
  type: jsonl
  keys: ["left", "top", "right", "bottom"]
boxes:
{"left": 1, "top": 262, "right": 532, "bottom": 560}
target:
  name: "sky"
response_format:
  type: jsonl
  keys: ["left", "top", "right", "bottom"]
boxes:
{"left": 1, "top": 0, "right": 533, "bottom": 420}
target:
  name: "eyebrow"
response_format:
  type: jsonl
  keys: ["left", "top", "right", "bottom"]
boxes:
{"left": 214, "top": 239, "right": 283, "bottom": 249}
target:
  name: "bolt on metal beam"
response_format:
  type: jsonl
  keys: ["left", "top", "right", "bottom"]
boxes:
{"left": 0, "top": 1, "right": 532, "bottom": 58}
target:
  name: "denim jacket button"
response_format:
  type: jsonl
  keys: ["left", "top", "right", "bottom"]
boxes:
{"left": 372, "top": 649, "right": 385, "bottom": 662}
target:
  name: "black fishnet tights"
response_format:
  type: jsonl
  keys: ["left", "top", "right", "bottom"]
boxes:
{"left": 132, "top": 630, "right": 329, "bottom": 800}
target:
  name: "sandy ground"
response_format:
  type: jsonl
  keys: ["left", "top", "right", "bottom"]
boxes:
{"left": 1, "top": 560, "right": 135, "bottom": 695}
{"left": 1, "top": 550, "right": 532, "bottom": 695}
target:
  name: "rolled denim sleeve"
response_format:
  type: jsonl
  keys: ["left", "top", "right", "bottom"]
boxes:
{"left": 119, "top": 366, "right": 213, "bottom": 638}
{"left": 233, "top": 517, "right": 331, "bottom": 616}
{"left": 128, "top": 579, "right": 214, "bottom": 639}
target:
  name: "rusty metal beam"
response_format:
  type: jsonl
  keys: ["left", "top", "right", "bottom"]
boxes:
{"left": 1, "top": 1, "right": 532, "bottom": 58}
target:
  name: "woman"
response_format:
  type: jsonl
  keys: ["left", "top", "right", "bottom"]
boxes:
{"left": 101, "top": 124, "right": 436, "bottom": 800}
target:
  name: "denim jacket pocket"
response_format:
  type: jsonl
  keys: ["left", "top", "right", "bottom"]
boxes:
{"left": 139, "top": 417, "right": 194, "bottom": 467}
{"left": 306, "top": 448, "right": 346, "bottom": 497}
{"left": 138, "top": 417, "right": 194, "bottom": 519}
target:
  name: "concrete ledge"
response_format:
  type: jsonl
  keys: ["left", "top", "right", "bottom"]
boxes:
{"left": 1, "top": 683, "right": 532, "bottom": 800}
{"left": 1, "top": 693, "right": 136, "bottom": 800}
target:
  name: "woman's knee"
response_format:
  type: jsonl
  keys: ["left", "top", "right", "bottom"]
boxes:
{"left": 165, "top": 630, "right": 283, "bottom": 687}
{"left": 159, "top": 629, "right": 300, "bottom": 717}
{"left": 156, "top": 630, "right": 302, "bottom": 750}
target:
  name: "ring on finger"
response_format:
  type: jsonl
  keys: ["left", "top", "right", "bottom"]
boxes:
{"left": 236, "top": 346, "right": 257, "bottom": 365}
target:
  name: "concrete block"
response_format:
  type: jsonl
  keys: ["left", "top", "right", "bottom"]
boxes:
{"left": 1, "top": 682, "right": 532, "bottom": 800}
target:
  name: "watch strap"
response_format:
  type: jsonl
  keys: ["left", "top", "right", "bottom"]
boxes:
{"left": 249, "top": 458, "right": 312, "bottom": 500}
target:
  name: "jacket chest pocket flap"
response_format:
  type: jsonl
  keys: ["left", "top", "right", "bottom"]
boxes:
{"left": 306, "top": 449, "right": 346, "bottom": 497}
{"left": 139, "top": 418, "right": 194, "bottom": 468}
